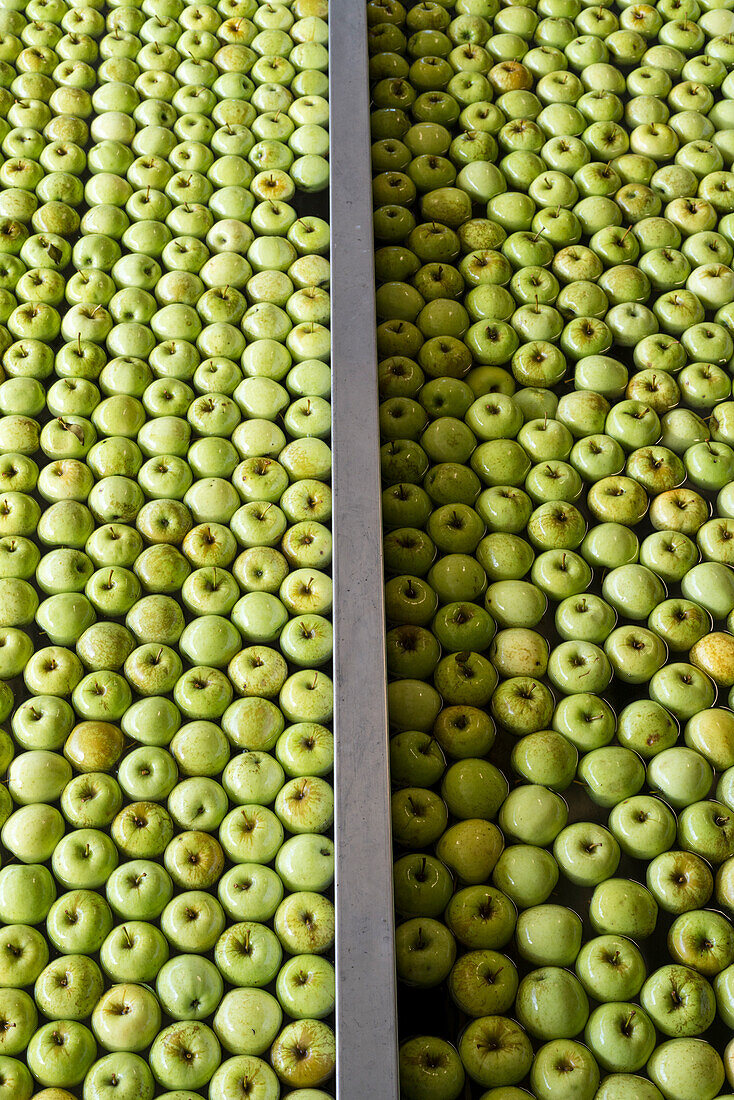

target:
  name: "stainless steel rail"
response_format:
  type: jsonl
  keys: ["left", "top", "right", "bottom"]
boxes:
{"left": 330, "top": 4, "right": 400, "bottom": 1097}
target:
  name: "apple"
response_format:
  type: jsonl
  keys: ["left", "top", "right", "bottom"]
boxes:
{"left": 214, "top": 987, "right": 283, "bottom": 1054}
{"left": 82, "top": 1053, "right": 156, "bottom": 1100}
{"left": 112, "top": 801, "right": 174, "bottom": 859}
{"left": 608, "top": 794, "right": 677, "bottom": 861}
{"left": 578, "top": 747, "right": 645, "bottom": 808}
{"left": 7, "top": 749, "right": 72, "bottom": 805}
{"left": 647, "top": 1039, "right": 724, "bottom": 1100}
{"left": 395, "top": 916, "right": 457, "bottom": 988}
{"left": 642, "top": 963, "right": 717, "bottom": 1037}
{"left": 46, "top": 889, "right": 113, "bottom": 955}
{"left": 276, "top": 723, "right": 333, "bottom": 778}
{"left": 715, "top": 963, "right": 734, "bottom": 1029}
{"left": 92, "top": 983, "right": 162, "bottom": 1051}
{"left": 100, "top": 921, "right": 169, "bottom": 984}
{"left": 515, "top": 905, "right": 583, "bottom": 969}
{"left": 34, "top": 954, "right": 104, "bottom": 1022}
{"left": 516, "top": 966, "right": 590, "bottom": 1041}
{"left": 209, "top": 1056, "right": 280, "bottom": 1100}
{"left": 149, "top": 1022, "right": 221, "bottom": 1091}
{"left": 1, "top": 804, "right": 64, "bottom": 864}
{"left": 270, "top": 1020, "right": 335, "bottom": 1089}
{"left": 530, "top": 1039, "right": 599, "bottom": 1100}
{"left": 51, "top": 827, "right": 119, "bottom": 890}
{"left": 458, "top": 1016, "right": 532, "bottom": 1090}
{"left": 445, "top": 885, "right": 516, "bottom": 951}
{"left": 585, "top": 1001, "right": 656, "bottom": 1074}
{"left": 0, "top": 864, "right": 56, "bottom": 926}
{"left": 0, "top": 924, "right": 49, "bottom": 989}
{"left": 214, "top": 922, "right": 282, "bottom": 989}
{"left": 668, "top": 908, "right": 734, "bottom": 977}
{"left": 274, "top": 892, "right": 335, "bottom": 956}
{"left": 685, "top": 709, "right": 734, "bottom": 771}
{"left": 399, "top": 1036, "right": 464, "bottom": 1100}
{"left": 160, "top": 892, "right": 226, "bottom": 956}
{"left": 678, "top": 800, "right": 734, "bottom": 863}
{"left": 26, "top": 1021, "right": 96, "bottom": 1088}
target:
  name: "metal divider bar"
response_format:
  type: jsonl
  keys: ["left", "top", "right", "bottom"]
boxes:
{"left": 330, "top": 3, "right": 400, "bottom": 1096}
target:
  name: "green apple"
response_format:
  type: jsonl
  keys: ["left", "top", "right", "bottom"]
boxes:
{"left": 46, "top": 889, "right": 114, "bottom": 955}
{"left": 647, "top": 1038, "right": 724, "bottom": 1100}
{"left": 34, "top": 954, "right": 104, "bottom": 1022}
{"left": 530, "top": 1039, "right": 599, "bottom": 1100}
{"left": 399, "top": 1035, "right": 464, "bottom": 1100}
{"left": 515, "top": 905, "right": 583, "bottom": 968}
{"left": 26, "top": 1021, "right": 96, "bottom": 1088}
{"left": 515, "top": 966, "right": 590, "bottom": 1041}
{"left": 92, "top": 982, "right": 162, "bottom": 1051}
{"left": 458, "top": 1016, "right": 532, "bottom": 1090}
{"left": 492, "top": 844, "right": 559, "bottom": 910}
{"left": 149, "top": 1022, "right": 221, "bottom": 1091}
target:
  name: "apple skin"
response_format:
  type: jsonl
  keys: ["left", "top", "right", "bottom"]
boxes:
{"left": 26, "top": 1020, "right": 96, "bottom": 1088}
{"left": 492, "top": 844, "right": 559, "bottom": 911}
{"left": 46, "top": 889, "right": 113, "bottom": 955}
{"left": 149, "top": 1022, "right": 222, "bottom": 1091}
{"left": 395, "top": 917, "right": 457, "bottom": 988}
{"left": 584, "top": 1001, "right": 656, "bottom": 1073}
{"left": 208, "top": 1056, "right": 280, "bottom": 1100}
{"left": 647, "top": 851, "right": 714, "bottom": 914}
{"left": 667, "top": 908, "right": 734, "bottom": 977}
{"left": 448, "top": 949, "right": 518, "bottom": 1019}
{"left": 530, "top": 1039, "right": 599, "bottom": 1100}
{"left": 34, "top": 954, "right": 104, "bottom": 1021}
{"left": 515, "top": 905, "right": 582, "bottom": 969}
{"left": 458, "top": 1016, "right": 533, "bottom": 1090}
{"left": 515, "top": 966, "right": 590, "bottom": 1041}
{"left": 575, "top": 935, "right": 647, "bottom": 1004}
{"left": 641, "top": 963, "right": 717, "bottom": 1037}
{"left": 270, "top": 1019, "right": 335, "bottom": 1088}
{"left": 0, "top": 988, "right": 37, "bottom": 1056}
{"left": 92, "top": 983, "right": 162, "bottom": 1051}
{"left": 647, "top": 1038, "right": 724, "bottom": 1100}
{"left": 399, "top": 1035, "right": 465, "bottom": 1100}
{"left": 594, "top": 1077, "right": 664, "bottom": 1100}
